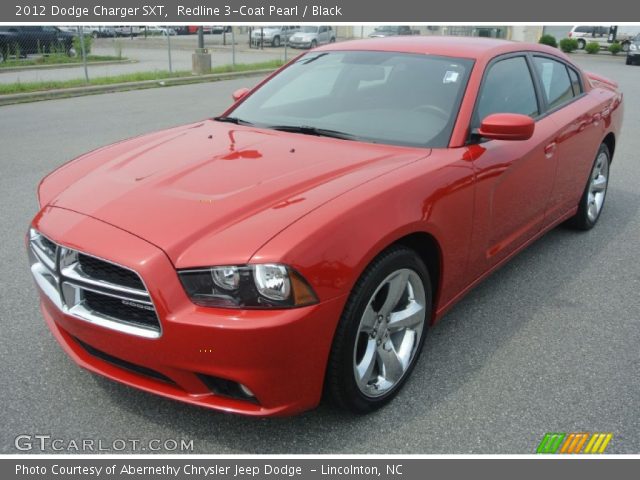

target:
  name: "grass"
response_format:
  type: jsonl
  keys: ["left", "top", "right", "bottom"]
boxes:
{"left": 0, "top": 54, "right": 126, "bottom": 69}
{"left": 0, "top": 60, "right": 284, "bottom": 95}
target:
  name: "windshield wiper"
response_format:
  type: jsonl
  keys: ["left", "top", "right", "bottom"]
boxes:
{"left": 268, "top": 125, "right": 358, "bottom": 141}
{"left": 214, "top": 116, "right": 254, "bottom": 126}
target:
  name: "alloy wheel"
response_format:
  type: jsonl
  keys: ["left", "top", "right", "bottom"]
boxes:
{"left": 586, "top": 150, "right": 609, "bottom": 223}
{"left": 352, "top": 268, "right": 426, "bottom": 397}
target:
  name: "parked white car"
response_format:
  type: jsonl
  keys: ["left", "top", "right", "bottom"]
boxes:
{"left": 569, "top": 25, "right": 640, "bottom": 51}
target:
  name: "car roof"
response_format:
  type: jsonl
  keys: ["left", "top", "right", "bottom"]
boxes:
{"left": 316, "top": 36, "right": 570, "bottom": 63}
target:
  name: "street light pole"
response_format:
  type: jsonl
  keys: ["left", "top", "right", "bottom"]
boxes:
{"left": 198, "top": 26, "right": 204, "bottom": 49}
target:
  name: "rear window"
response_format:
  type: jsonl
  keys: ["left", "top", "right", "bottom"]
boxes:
{"left": 568, "top": 67, "right": 583, "bottom": 96}
{"left": 574, "top": 26, "right": 595, "bottom": 34}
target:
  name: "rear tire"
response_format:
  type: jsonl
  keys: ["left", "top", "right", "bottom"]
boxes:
{"left": 567, "top": 143, "right": 611, "bottom": 230}
{"left": 325, "top": 246, "right": 431, "bottom": 413}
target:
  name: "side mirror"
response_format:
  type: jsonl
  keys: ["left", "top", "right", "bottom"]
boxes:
{"left": 478, "top": 113, "right": 535, "bottom": 141}
{"left": 232, "top": 88, "right": 250, "bottom": 102}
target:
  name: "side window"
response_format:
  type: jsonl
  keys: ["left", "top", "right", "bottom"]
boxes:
{"left": 533, "top": 57, "right": 574, "bottom": 110}
{"left": 568, "top": 67, "right": 582, "bottom": 96}
{"left": 476, "top": 56, "right": 539, "bottom": 123}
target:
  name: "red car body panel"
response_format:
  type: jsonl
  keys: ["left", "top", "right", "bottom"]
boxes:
{"left": 30, "top": 37, "right": 623, "bottom": 415}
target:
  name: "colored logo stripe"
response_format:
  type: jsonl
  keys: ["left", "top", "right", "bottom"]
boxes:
{"left": 537, "top": 433, "right": 566, "bottom": 454}
{"left": 537, "top": 433, "right": 613, "bottom": 454}
{"left": 560, "top": 433, "right": 589, "bottom": 453}
{"left": 584, "top": 433, "right": 613, "bottom": 454}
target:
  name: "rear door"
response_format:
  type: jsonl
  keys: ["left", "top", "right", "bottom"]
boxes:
{"left": 530, "top": 55, "right": 605, "bottom": 222}
{"left": 466, "top": 54, "right": 560, "bottom": 276}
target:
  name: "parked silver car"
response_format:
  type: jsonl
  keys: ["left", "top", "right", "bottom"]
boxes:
{"left": 288, "top": 26, "right": 335, "bottom": 49}
{"left": 368, "top": 26, "right": 416, "bottom": 38}
{"left": 250, "top": 26, "right": 300, "bottom": 47}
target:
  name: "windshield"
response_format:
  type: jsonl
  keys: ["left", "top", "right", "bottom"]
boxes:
{"left": 226, "top": 51, "right": 473, "bottom": 147}
{"left": 300, "top": 26, "right": 319, "bottom": 33}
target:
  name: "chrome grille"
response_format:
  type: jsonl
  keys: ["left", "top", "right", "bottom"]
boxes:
{"left": 28, "top": 229, "right": 161, "bottom": 338}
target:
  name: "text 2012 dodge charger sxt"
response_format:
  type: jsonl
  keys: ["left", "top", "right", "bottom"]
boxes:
{"left": 28, "top": 37, "right": 623, "bottom": 416}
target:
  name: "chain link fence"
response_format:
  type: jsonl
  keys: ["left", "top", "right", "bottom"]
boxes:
{"left": 0, "top": 26, "right": 295, "bottom": 92}
{"left": 0, "top": 25, "right": 533, "bottom": 94}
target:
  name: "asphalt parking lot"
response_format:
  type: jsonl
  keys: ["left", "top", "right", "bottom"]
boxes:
{"left": 0, "top": 53, "right": 638, "bottom": 454}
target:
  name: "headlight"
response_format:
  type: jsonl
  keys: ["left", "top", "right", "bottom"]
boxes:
{"left": 178, "top": 264, "right": 318, "bottom": 309}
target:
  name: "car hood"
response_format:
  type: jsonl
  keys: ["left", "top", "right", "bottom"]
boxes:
{"left": 291, "top": 33, "right": 316, "bottom": 39}
{"left": 44, "top": 120, "right": 430, "bottom": 268}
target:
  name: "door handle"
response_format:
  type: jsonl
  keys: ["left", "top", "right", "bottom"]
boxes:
{"left": 544, "top": 142, "right": 557, "bottom": 158}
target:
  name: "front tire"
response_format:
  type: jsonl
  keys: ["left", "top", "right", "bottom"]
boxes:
{"left": 310, "top": 40, "right": 317, "bottom": 49}
{"left": 568, "top": 143, "right": 611, "bottom": 230}
{"left": 577, "top": 39, "right": 586, "bottom": 50}
{"left": 272, "top": 36, "right": 281, "bottom": 47}
{"left": 325, "top": 246, "right": 431, "bottom": 413}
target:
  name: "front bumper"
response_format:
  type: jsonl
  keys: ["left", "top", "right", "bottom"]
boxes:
{"left": 289, "top": 41, "right": 312, "bottom": 49}
{"left": 30, "top": 206, "right": 346, "bottom": 416}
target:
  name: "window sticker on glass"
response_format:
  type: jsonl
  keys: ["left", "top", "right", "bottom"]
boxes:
{"left": 443, "top": 71, "right": 460, "bottom": 84}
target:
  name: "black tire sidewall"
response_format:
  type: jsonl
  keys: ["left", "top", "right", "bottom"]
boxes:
{"left": 326, "top": 247, "right": 432, "bottom": 413}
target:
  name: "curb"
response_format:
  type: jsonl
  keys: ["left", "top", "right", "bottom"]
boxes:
{"left": 0, "top": 59, "right": 137, "bottom": 73}
{"left": 0, "top": 68, "right": 276, "bottom": 106}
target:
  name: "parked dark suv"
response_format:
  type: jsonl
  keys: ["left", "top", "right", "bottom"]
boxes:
{"left": 627, "top": 34, "right": 640, "bottom": 65}
{"left": 0, "top": 26, "right": 75, "bottom": 61}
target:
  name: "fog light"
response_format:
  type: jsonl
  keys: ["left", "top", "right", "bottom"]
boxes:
{"left": 239, "top": 384, "right": 255, "bottom": 398}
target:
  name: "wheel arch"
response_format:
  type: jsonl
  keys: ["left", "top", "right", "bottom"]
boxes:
{"left": 349, "top": 228, "right": 445, "bottom": 324}
{"left": 603, "top": 132, "right": 616, "bottom": 162}
{"left": 392, "top": 232, "right": 442, "bottom": 319}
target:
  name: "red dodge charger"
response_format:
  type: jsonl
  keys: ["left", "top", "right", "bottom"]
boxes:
{"left": 28, "top": 37, "right": 623, "bottom": 416}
